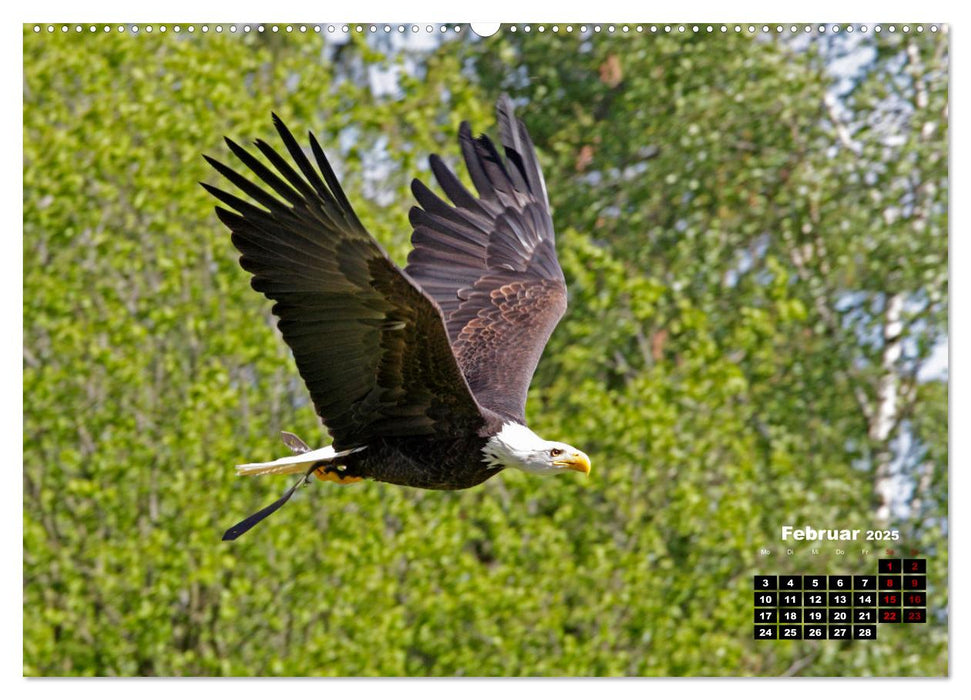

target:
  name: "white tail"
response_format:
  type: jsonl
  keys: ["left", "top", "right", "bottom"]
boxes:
{"left": 235, "top": 445, "right": 337, "bottom": 477}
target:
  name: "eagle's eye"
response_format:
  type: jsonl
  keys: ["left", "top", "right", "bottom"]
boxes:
{"left": 549, "top": 448, "right": 563, "bottom": 458}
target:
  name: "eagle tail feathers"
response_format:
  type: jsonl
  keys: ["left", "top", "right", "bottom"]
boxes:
{"left": 234, "top": 444, "right": 365, "bottom": 477}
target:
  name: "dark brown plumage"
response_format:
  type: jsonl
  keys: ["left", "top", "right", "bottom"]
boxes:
{"left": 205, "top": 96, "right": 589, "bottom": 540}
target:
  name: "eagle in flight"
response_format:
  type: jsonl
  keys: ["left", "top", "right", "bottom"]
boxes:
{"left": 205, "top": 96, "right": 590, "bottom": 540}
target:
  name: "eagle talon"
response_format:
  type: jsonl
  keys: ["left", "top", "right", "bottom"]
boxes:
{"left": 314, "top": 464, "right": 362, "bottom": 484}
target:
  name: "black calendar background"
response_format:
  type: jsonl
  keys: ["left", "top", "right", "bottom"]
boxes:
{"left": 745, "top": 540, "right": 947, "bottom": 669}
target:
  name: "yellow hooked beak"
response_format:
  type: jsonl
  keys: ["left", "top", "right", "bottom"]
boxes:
{"left": 553, "top": 450, "right": 591, "bottom": 475}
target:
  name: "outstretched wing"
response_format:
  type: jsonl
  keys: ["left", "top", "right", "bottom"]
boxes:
{"left": 204, "top": 116, "right": 485, "bottom": 449}
{"left": 404, "top": 96, "right": 567, "bottom": 424}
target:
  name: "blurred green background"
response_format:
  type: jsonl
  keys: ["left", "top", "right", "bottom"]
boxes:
{"left": 23, "top": 24, "right": 948, "bottom": 676}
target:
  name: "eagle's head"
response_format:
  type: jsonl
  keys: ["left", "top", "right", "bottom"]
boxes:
{"left": 483, "top": 423, "right": 591, "bottom": 476}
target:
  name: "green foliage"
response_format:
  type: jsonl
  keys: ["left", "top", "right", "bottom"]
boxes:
{"left": 24, "top": 26, "right": 947, "bottom": 676}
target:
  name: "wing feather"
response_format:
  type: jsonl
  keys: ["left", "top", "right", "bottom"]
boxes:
{"left": 404, "top": 97, "right": 567, "bottom": 424}
{"left": 206, "top": 116, "right": 485, "bottom": 447}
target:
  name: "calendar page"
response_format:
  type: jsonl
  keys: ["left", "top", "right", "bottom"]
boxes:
{"left": 22, "top": 20, "right": 948, "bottom": 678}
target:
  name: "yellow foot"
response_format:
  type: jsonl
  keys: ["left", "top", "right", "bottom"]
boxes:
{"left": 314, "top": 467, "right": 362, "bottom": 484}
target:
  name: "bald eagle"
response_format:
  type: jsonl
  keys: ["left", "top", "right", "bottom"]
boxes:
{"left": 205, "top": 96, "right": 590, "bottom": 540}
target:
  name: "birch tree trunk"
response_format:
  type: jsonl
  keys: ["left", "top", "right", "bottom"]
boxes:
{"left": 872, "top": 292, "right": 904, "bottom": 523}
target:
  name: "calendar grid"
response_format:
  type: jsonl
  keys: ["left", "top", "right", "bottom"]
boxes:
{"left": 753, "top": 559, "right": 926, "bottom": 640}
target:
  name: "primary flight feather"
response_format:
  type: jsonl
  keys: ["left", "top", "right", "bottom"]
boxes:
{"left": 205, "top": 96, "right": 590, "bottom": 540}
